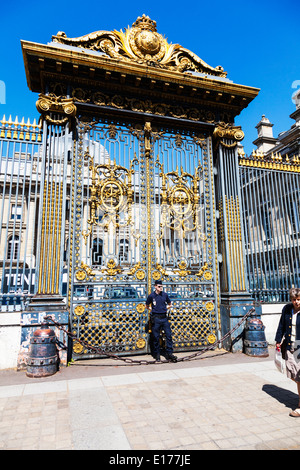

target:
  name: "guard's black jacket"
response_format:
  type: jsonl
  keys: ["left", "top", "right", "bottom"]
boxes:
{"left": 275, "top": 302, "right": 300, "bottom": 350}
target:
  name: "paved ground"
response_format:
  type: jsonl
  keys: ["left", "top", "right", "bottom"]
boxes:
{"left": 1, "top": 346, "right": 300, "bottom": 451}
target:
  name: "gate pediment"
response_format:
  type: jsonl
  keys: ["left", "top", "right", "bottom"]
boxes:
{"left": 52, "top": 14, "right": 227, "bottom": 78}
{"left": 22, "top": 15, "right": 259, "bottom": 123}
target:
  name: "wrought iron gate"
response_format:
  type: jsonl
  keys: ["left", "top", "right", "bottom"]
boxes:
{"left": 239, "top": 150, "right": 300, "bottom": 303}
{"left": 70, "top": 118, "right": 219, "bottom": 359}
{"left": 0, "top": 117, "right": 42, "bottom": 311}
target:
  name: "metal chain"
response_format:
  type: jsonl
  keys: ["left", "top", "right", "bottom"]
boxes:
{"left": 44, "top": 307, "right": 255, "bottom": 365}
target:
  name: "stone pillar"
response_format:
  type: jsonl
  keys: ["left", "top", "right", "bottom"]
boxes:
{"left": 253, "top": 115, "right": 276, "bottom": 154}
{"left": 18, "top": 94, "right": 76, "bottom": 369}
{"left": 214, "top": 123, "right": 261, "bottom": 352}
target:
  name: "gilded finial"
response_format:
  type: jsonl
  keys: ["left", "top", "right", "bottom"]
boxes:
{"left": 132, "top": 14, "right": 157, "bottom": 32}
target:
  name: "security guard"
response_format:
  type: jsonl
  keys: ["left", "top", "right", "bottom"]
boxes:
{"left": 275, "top": 287, "right": 300, "bottom": 417}
{"left": 145, "top": 280, "right": 177, "bottom": 362}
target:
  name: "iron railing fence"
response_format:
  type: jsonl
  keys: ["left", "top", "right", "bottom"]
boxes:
{"left": 1, "top": 116, "right": 300, "bottom": 310}
{"left": 239, "top": 151, "right": 300, "bottom": 303}
{"left": 0, "top": 116, "right": 43, "bottom": 311}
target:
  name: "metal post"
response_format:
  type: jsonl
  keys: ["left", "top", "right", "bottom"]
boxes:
{"left": 214, "top": 124, "right": 261, "bottom": 352}
{"left": 20, "top": 97, "right": 76, "bottom": 368}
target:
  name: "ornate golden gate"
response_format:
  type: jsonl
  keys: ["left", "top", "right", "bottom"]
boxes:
{"left": 21, "top": 15, "right": 260, "bottom": 361}
{"left": 70, "top": 118, "right": 219, "bottom": 358}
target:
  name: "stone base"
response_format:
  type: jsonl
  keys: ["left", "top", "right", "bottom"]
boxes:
{"left": 220, "top": 294, "right": 262, "bottom": 353}
{"left": 17, "top": 296, "right": 69, "bottom": 370}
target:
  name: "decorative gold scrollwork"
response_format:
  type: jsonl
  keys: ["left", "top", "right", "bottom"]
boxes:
{"left": 73, "top": 342, "right": 84, "bottom": 354}
{"left": 74, "top": 305, "right": 85, "bottom": 316}
{"left": 152, "top": 264, "right": 168, "bottom": 281}
{"left": 75, "top": 261, "right": 95, "bottom": 280}
{"left": 136, "top": 270, "right": 146, "bottom": 280}
{"left": 136, "top": 338, "right": 146, "bottom": 349}
{"left": 75, "top": 270, "right": 86, "bottom": 281}
{"left": 207, "top": 334, "right": 217, "bottom": 344}
{"left": 196, "top": 262, "right": 213, "bottom": 280}
{"left": 156, "top": 158, "right": 207, "bottom": 243}
{"left": 136, "top": 304, "right": 146, "bottom": 314}
{"left": 52, "top": 15, "right": 227, "bottom": 77}
{"left": 205, "top": 301, "right": 214, "bottom": 312}
{"left": 152, "top": 271, "right": 162, "bottom": 281}
{"left": 213, "top": 122, "right": 244, "bottom": 148}
{"left": 101, "top": 258, "right": 122, "bottom": 276}
{"left": 174, "top": 260, "right": 191, "bottom": 277}
{"left": 36, "top": 93, "right": 77, "bottom": 124}
{"left": 127, "top": 262, "right": 146, "bottom": 280}
{"left": 82, "top": 152, "right": 139, "bottom": 244}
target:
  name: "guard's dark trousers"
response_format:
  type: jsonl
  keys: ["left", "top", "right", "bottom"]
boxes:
{"left": 152, "top": 315, "right": 173, "bottom": 356}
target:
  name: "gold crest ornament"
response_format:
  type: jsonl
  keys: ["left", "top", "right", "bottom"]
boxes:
{"left": 74, "top": 305, "right": 85, "bottom": 316}
{"left": 207, "top": 334, "right": 217, "bottom": 344}
{"left": 75, "top": 269, "right": 86, "bottom": 281}
{"left": 136, "top": 338, "right": 146, "bottom": 349}
{"left": 205, "top": 301, "right": 214, "bottom": 312}
{"left": 136, "top": 304, "right": 146, "bottom": 314}
{"left": 73, "top": 342, "right": 84, "bottom": 354}
{"left": 52, "top": 15, "right": 227, "bottom": 76}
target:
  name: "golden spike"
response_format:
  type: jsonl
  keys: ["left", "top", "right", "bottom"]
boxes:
{"left": 19, "top": 117, "right": 25, "bottom": 140}
{"left": 6, "top": 115, "right": 12, "bottom": 139}
{"left": 31, "top": 118, "right": 37, "bottom": 141}
{"left": 37, "top": 118, "right": 42, "bottom": 142}
{"left": 13, "top": 117, "right": 19, "bottom": 139}
{"left": 25, "top": 118, "right": 31, "bottom": 140}
{"left": 0, "top": 115, "right": 6, "bottom": 138}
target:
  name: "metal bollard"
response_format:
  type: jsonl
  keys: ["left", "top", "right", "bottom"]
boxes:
{"left": 244, "top": 317, "right": 269, "bottom": 357}
{"left": 26, "top": 323, "right": 58, "bottom": 378}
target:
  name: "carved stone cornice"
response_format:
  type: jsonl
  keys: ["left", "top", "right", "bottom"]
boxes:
{"left": 68, "top": 85, "right": 218, "bottom": 124}
{"left": 36, "top": 93, "right": 77, "bottom": 124}
{"left": 52, "top": 15, "right": 227, "bottom": 78}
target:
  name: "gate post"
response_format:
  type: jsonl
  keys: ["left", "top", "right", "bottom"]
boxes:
{"left": 18, "top": 95, "right": 76, "bottom": 369}
{"left": 214, "top": 124, "right": 261, "bottom": 352}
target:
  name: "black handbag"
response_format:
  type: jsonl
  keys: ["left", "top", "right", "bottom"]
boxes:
{"left": 281, "top": 339, "right": 287, "bottom": 358}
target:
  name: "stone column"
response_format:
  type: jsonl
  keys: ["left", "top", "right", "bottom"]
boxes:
{"left": 18, "top": 94, "right": 76, "bottom": 369}
{"left": 214, "top": 123, "right": 261, "bottom": 352}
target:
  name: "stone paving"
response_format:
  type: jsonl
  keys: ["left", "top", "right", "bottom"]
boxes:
{"left": 1, "top": 348, "right": 300, "bottom": 450}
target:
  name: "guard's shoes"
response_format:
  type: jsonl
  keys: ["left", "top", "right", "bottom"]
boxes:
{"left": 165, "top": 353, "right": 177, "bottom": 362}
{"left": 155, "top": 355, "right": 161, "bottom": 362}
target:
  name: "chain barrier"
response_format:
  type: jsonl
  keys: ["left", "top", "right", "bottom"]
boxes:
{"left": 44, "top": 307, "right": 256, "bottom": 365}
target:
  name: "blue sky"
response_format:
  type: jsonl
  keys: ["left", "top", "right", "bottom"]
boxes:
{"left": 1, "top": 0, "right": 299, "bottom": 154}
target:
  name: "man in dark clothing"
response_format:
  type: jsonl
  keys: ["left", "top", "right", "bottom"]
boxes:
{"left": 145, "top": 280, "right": 177, "bottom": 362}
